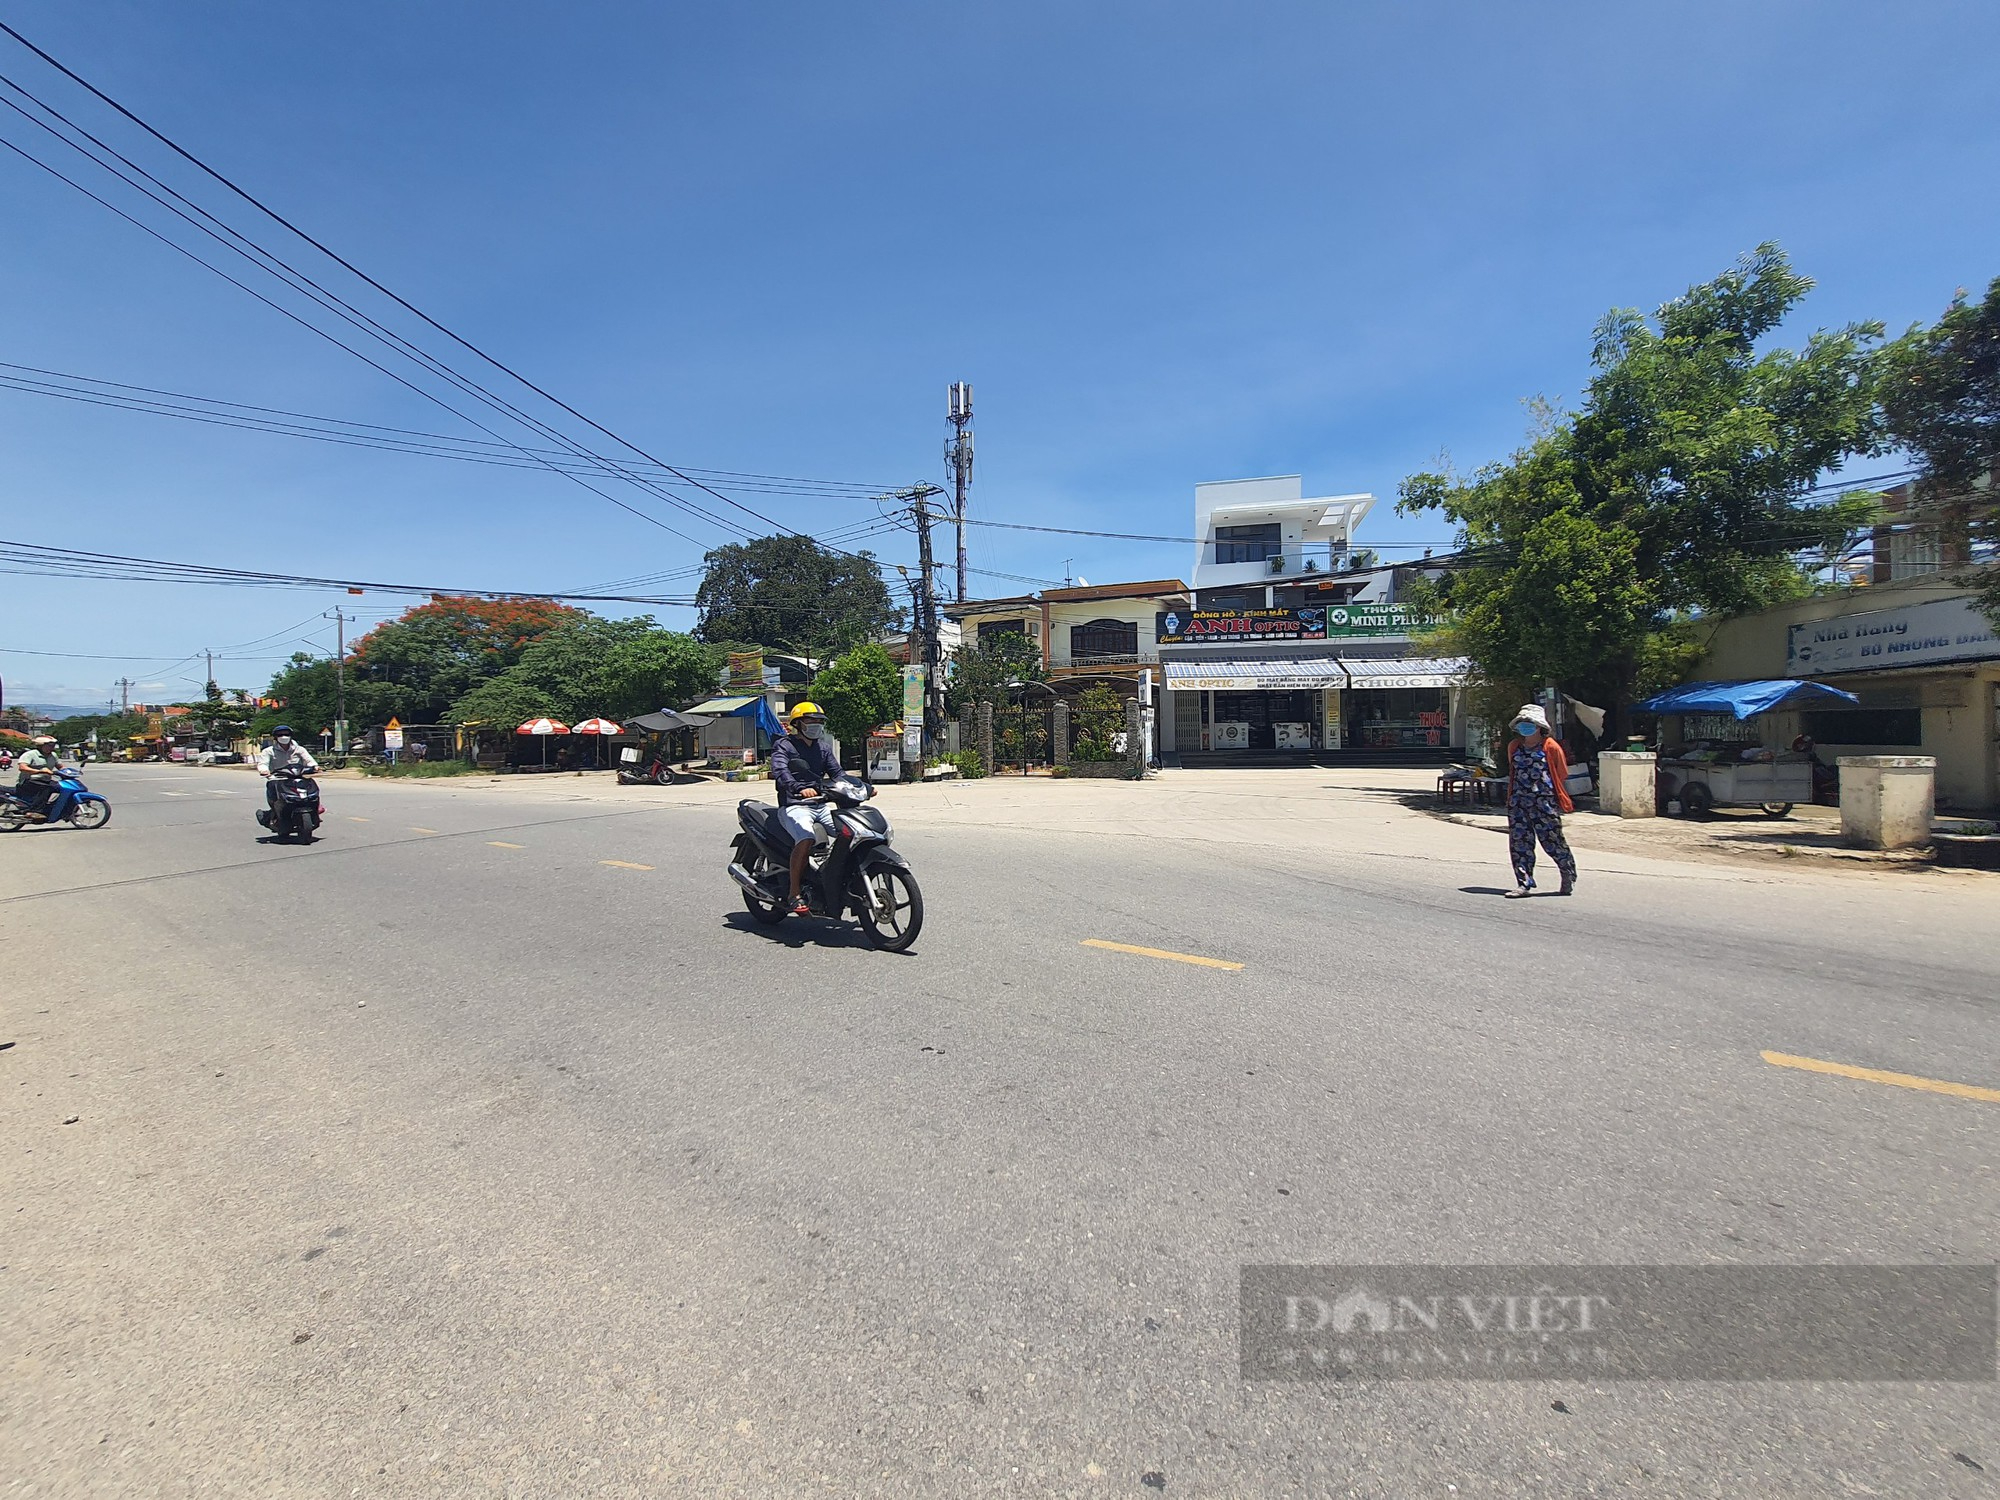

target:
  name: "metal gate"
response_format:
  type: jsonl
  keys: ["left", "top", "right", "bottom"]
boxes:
{"left": 993, "top": 700, "right": 1060, "bottom": 774}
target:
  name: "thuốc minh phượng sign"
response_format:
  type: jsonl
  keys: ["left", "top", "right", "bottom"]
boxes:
{"left": 1156, "top": 603, "right": 1441, "bottom": 645}
{"left": 1786, "top": 597, "right": 2000, "bottom": 675}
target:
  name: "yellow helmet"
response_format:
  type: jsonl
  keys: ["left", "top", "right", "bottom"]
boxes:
{"left": 787, "top": 701, "right": 826, "bottom": 722}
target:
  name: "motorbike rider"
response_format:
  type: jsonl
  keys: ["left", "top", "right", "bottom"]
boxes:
{"left": 12, "top": 735, "right": 63, "bottom": 822}
{"left": 257, "top": 725, "right": 320, "bottom": 817}
{"left": 770, "top": 701, "right": 842, "bottom": 916}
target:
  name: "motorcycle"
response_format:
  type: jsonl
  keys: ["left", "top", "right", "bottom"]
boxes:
{"left": 256, "top": 766, "right": 323, "bottom": 843}
{"left": 0, "top": 768, "right": 112, "bottom": 831}
{"left": 617, "top": 753, "right": 675, "bottom": 786}
{"left": 728, "top": 776, "right": 923, "bottom": 951}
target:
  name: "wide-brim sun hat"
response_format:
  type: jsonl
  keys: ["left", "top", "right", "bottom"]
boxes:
{"left": 1514, "top": 704, "right": 1550, "bottom": 731}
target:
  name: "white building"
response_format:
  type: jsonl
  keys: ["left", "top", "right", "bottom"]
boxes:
{"left": 1160, "top": 475, "right": 1470, "bottom": 761}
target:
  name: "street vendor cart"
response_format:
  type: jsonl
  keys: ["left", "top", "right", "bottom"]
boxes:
{"left": 1632, "top": 678, "right": 1860, "bottom": 819}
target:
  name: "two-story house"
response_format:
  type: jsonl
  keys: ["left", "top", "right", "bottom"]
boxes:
{"left": 944, "top": 580, "right": 1191, "bottom": 703}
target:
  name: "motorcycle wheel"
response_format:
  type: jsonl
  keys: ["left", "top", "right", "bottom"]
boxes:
{"left": 855, "top": 861, "right": 923, "bottom": 952}
{"left": 67, "top": 799, "right": 111, "bottom": 830}
{"left": 0, "top": 807, "right": 25, "bottom": 833}
{"left": 743, "top": 883, "right": 789, "bottom": 925}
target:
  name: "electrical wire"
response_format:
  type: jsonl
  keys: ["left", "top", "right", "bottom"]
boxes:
{"left": 0, "top": 26, "right": 876, "bottom": 556}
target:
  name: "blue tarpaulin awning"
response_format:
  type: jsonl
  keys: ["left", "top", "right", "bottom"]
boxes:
{"left": 1632, "top": 679, "right": 1862, "bottom": 721}
{"left": 687, "top": 695, "right": 785, "bottom": 738}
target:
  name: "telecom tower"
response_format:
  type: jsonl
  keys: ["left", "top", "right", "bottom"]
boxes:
{"left": 946, "top": 382, "right": 973, "bottom": 604}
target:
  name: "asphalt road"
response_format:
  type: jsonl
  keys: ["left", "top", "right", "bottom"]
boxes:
{"left": 4, "top": 763, "right": 1997, "bottom": 1498}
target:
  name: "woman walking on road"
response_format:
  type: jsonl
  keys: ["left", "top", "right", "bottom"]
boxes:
{"left": 1503, "top": 703, "right": 1577, "bottom": 898}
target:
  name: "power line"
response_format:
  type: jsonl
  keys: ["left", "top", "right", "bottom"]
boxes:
{"left": 0, "top": 536, "right": 707, "bottom": 605}
{"left": 0, "top": 85, "right": 742, "bottom": 548}
{"left": 0, "top": 362, "right": 899, "bottom": 500}
{"left": 0, "top": 24, "right": 850, "bottom": 551}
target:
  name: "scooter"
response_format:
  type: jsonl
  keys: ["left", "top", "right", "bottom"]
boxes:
{"left": 727, "top": 777, "right": 923, "bottom": 951}
{"left": 256, "top": 766, "right": 323, "bottom": 843}
{"left": 0, "top": 769, "right": 112, "bottom": 831}
{"left": 617, "top": 753, "right": 675, "bottom": 786}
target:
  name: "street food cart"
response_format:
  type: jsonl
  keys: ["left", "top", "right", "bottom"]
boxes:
{"left": 1633, "top": 678, "right": 1860, "bottom": 818}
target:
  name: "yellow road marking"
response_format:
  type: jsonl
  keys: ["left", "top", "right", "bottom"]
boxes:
{"left": 410, "top": 827, "right": 439, "bottom": 835}
{"left": 487, "top": 841, "right": 525, "bottom": 849}
{"left": 1081, "top": 939, "right": 1243, "bottom": 971}
{"left": 1762, "top": 1050, "right": 2000, "bottom": 1104}
{"left": 599, "top": 859, "right": 653, "bottom": 871}
{"left": 347, "top": 817, "right": 370, "bottom": 823}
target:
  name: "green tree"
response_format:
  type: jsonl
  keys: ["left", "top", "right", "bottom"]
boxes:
{"left": 1400, "top": 244, "right": 1885, "bottom": 728}
{"left": 943, "top": 628, "right": 1044, "bottom": 717}
{"left": 345, "top": 596, "right": 589, "bottom": 723}
{"left": 1878, "top": 276, "right": 2000, "bottom": 626}
{"left": 447, "top": 618, "right": 720, "bottom": 726}
{"left": 254, "top": 654, "right": 399, "bottom": 739}
{"left": 808, "top": 642, "right": 903, "bottom": 759}
{"left": 695, "top": 535, "right": 901, "bottom": 660}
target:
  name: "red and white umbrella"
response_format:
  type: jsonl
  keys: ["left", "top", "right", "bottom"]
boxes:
{"left": 514, "top": 717, "right": 570, "bottom": 769}
{"left": 571, "top": 717, "right": 622, "bottom": 735}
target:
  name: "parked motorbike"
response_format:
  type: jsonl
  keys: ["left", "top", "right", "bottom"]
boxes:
{"left": 256, "top": 766, "right": 323, "bottom": 843}
{"left": 617, "top": 754, "right": 674, "bottom": 786}
{"left": 0, "top": 768, "right": 112, "bottom": 831}
{"left": 727, "top": 777, "right": 923, "bottom": 950}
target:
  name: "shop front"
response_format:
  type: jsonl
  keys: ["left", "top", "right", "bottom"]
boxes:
{"left": 1157, "top": 612, "right": 1470, "bottom": 759}
{"left": 1696, "top": 583, "right": 2000, "bottom": 812}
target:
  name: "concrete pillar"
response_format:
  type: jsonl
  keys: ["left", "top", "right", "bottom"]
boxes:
{"left": 1053, "top": 700, "right": 1071, "bottom": 769}
{"left": 978, "top": 701, "right": 994, "bottom": 773}
{"left": 1126, "top": 697, "right": 1144, "bottom": 774}
{"left": 1838, "top": 755, "right": 1936, "bottom": 850}
{"left": 1597, "top": 751, "right": 1657, "bottom": 819}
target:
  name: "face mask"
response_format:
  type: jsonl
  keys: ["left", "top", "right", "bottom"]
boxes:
{"left": 275, "top": 736, "right": 292, "bottom": 747}
{"left": 800, "top": 724, "right": 825, "bottom": 741}
{"left": 1515, "top": 722, "right": 1538, "bottom": 737}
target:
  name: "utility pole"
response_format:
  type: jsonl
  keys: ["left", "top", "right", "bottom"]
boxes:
{"left": 116, "top": 677, "right": 133, "bottom": 713}
{"left": 204, "top": 649, "right": 216, "bottom": 699}
{"left": 324, "top": 608, "right": 351, "bottom": 752}
{"left": 903, "top": 484, "right": 948, "bottom": 757}
{"left": 946, "top": 382, "right": 973, "bottom": 604}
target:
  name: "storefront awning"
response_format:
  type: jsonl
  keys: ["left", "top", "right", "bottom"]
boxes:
{"left": 1162, "top": 658, "right": 1351, "bottom": 690}
{"left": 1336, "top": 656, "right": 1471, "bottom": 690}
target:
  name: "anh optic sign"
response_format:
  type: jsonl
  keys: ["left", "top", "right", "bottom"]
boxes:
{"left": 1786, "top": 597, "right": 2000, "bottom": 676}
{"left": 1157, "top": 603, "right": 1438, "bottom": 645}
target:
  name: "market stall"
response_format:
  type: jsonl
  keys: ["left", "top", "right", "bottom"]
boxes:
{"left": 1632, "top": 678, "right": 1861, "bottom": 818}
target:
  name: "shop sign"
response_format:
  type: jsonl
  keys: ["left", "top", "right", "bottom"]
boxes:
{"left": 726, "top": 651, "right": 765, "bottom": 691}
{"left": 901, "top": 666, "right": 926, "bottom": 758}
{"left": 1158, "top": 602, "right": 1442, "bottom": 645}
{"left": 1324, "top": 603, "right": 1444, "bottom": 636}
{"left": 1786, "top": 597, "right": 2000, "bottom": 675}
{"left": 1157, "top": 607, "right": 1327, "bottom": 644}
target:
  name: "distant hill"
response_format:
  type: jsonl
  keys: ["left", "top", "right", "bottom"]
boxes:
{"left": 10, "top": 703, "right": 103, "bottom": 719}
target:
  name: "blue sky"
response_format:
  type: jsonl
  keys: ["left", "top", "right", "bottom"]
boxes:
{"left": 2, "top": 0, "right": 1995, "bottom": 708}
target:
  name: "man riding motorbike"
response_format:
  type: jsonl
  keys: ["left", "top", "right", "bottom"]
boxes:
{"left": 769, "top": 701, "right": 842, "bottom": 917}
{"left": 257, "top": 726, "right": 320, "bottom": 817}
{"left": 12, "top": 735, "right": 63, "bottom": 822}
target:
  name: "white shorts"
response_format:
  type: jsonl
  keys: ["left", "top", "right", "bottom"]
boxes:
{"left": 778, "top": 801, "right": 835, "bottom": 847}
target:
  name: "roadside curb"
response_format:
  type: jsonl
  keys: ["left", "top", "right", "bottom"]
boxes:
{"left": 1433, "top": 808, "right": 1954, "bottom": 873}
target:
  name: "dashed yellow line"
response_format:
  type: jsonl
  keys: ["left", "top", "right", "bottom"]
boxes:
{"left": 1081, "top": 939, "right": 1243, "bottom": 971}
{"left": 409, "top": 827, "right": 439, "bottom": 835}
{"left": 347, "top": 816, "right": 370, "bottom": 823}
{"left": 1762, "top": 1050, "right": 2000, "bottom": 1103}
{"left": 599, "top": 859, "right": 653, "bottom": 871}
{"left": 487, "top": 841, "right": 525, "bottom": 849}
